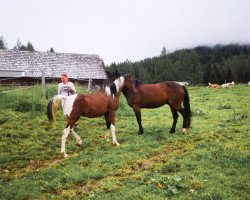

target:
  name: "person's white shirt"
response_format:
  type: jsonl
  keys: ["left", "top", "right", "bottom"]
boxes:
{"left": 58, "top": 82, "right": 76, "bottom": 96}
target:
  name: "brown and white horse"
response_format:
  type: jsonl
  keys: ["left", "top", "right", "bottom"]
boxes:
{"left": 47, "top": 73, "right": 137, "bottom": 157}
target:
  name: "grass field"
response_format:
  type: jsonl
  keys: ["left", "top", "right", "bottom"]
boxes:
{"left": 0, "top": 84, "right": 249, "bottom": 200}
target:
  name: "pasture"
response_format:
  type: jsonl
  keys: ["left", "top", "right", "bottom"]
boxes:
{"left": 0, "top": 84, "right": 249, "bottom": 200}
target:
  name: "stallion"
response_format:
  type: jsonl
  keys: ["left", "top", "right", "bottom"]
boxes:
{"left": 107, "top": 71, "right": 191, "bottom": 135}
{"left": 47, "top": 73, "right": 137, "bottom": 157}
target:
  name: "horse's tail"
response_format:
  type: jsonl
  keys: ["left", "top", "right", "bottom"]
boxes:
{"left": 47, "top": 95, "right": 62, "bottom": 127}
{"left": 182, "top": 86, "right": 192, "bottom": 128}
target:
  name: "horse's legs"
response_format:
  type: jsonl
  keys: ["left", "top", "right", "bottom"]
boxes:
{"left": 169, "top": 105, "right": 179, "bottom": 133}
{"left": 68, "top": 114, "right": 82, "bottom": 145}
{"left": 103, "top": 113, "right": 111, "bottom": 141}
{"left": 61, "top": 114, "right": 81, "bottom": 157}
{"left": 176, "top": 107, "right": 188, "bottom": 134}
{"left": 133, "top": 106, "right": 144, "bottom": 134}
{"left": 109, "top": 111, "right": 120, "bottom": 146}
{"left": 104, "top": 113, "right": 111, "bottom": 129}
{"left": 71, "top": 129, "right": 82, "bottom": 146}
{"left": 61, "top": 126, "right": 70, "bottom": 158}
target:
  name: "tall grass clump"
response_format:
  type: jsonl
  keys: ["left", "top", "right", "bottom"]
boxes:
{"left": 0, "top": 85, "right": 48, "bottom": 112}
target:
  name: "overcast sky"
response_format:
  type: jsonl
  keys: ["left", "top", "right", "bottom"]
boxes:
{"left": 1, "top": 0, "right": 250, "bottom": 65}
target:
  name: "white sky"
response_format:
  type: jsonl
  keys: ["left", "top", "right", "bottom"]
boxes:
{"left": 1, "top": 0, "right": 250, "bottom": 65}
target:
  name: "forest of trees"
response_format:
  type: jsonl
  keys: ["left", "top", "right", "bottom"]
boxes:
{"left": 106, "top": 44, "right": 250, "bottom": 85}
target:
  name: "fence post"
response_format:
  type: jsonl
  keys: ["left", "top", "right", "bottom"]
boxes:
{"left": 41, "top": 70, "right": 46, "bottom": 97}
{"left": 88, "top": 78, "right": 92, "bottom": 90}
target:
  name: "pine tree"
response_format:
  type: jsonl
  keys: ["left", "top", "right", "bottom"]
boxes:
{"left": 14, "top": 39, "right": 22, "bottom": 50}
{"left": 160, "top": 46, "right": 167, "bottom": 56}
{"left": 26, "top": 41, "right": 34, "bottom": 52}
{"left": 0, "top": 36, "right": 7, "bottom": 49}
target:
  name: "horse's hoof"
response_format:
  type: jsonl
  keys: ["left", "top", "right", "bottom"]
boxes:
{"left": 77, "top": 139, "right": 82, "bottom": 145}
{"left": 64, "top": 153, "right": 68, "bottom": 158}
{"left": 138, "top": 131, "right": 144, "bottom": 135}
{"left": 113, "top": 141, "right": 120, "bottom": 146}
{"left": 61, "top": 152, "right": 68, "bottom": 158}
{"left": 169, "top": 129, "right": 175, "bottom": 134}
{"left": 182, "top": 128, "right": 188, "bottom": 134}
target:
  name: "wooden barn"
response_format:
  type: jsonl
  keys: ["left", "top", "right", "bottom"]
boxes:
{"left": 0, "top": 49, "right": 107, "bottom": 88}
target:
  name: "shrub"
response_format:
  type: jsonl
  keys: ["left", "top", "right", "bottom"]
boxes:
{"left": 0, "top": 85, "right": 47, "bottom": 113}
{"left": 14, "top": 99, "right": 33, "bottom": 112}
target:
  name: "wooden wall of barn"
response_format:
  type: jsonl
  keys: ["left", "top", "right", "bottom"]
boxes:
{"left": 0, "top": 77, "right": 106, "bottom": 88}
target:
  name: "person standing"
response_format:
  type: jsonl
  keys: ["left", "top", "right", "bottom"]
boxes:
{"left": 58, "top": 73, "right": 76, "bottom": 96}
{"left": 58, "top": 73, "right": 78, "bottom": 128}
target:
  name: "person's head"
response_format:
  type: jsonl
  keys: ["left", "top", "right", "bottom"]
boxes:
{"left": 60, "top": 73, "right": 68, "bottom": 84}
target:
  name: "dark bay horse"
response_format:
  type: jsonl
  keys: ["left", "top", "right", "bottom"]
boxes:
{"left": 107, "top": 71, "right": 191, "bottom": 135}
{"left": 47, "top": 73, "right": 137, "bottom": 157}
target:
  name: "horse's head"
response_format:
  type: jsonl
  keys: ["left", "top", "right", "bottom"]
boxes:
{"left": 106, "top": 70, "right": 121, "bottom": 84}
{"left": 123, "top": 73, "right": 137, "bottom": 94}
{"left": 106, "top": 70, "right": 137, "bottom": 94}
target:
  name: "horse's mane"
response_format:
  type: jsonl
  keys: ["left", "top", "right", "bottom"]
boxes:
{"left": 134, "top": 79, "right": 143, "bottom": 86}
{"left": 104, "top": 80, "right": 117, "bottom": 97}
{"left": 109, "top": 82, "right": 117, "bottom": 95}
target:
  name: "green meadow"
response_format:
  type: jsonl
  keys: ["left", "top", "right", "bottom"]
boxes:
{"left": 0, "top": 84, "right": 249, "bottom": 200}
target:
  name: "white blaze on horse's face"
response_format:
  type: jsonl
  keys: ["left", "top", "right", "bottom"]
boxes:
{"left": 114, "top": 76, "right": 125, "bottom": 92}
{"left": 105, "top": 76, "right": 125, "bottom": 97}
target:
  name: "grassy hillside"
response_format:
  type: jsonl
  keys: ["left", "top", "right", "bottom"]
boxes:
{"left": 0, "top": 84, "right": 249, "bottom": 199}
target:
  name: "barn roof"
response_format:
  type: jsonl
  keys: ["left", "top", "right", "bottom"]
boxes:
{"left": 0, "top": 49, "right": 107, "bottom": 79}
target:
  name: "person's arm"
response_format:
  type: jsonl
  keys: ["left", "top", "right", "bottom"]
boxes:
{"left": 69, "top": 82, "right": 76, "bottom": 94}
{"left": 58, "top": 84, "right": 61, "bottom": 95}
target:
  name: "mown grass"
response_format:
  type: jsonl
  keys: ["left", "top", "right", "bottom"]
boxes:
{"left": 0, "top": 84, "right": 249, "bottom": 200}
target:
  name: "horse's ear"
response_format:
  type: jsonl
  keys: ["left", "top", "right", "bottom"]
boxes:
{"left": 106, "top": 71, "right": 111, "bottom": 78}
